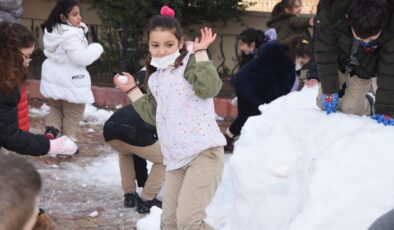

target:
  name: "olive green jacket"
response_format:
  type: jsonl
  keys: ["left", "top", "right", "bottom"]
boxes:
{"left": 132, "top": 55, "right": 223, "bottom": 126}
{"left": 267, "top": 13, "right": 312, "bottom": 41}
{"left": 314, "top": 0, "right": 394, "bottom": 115}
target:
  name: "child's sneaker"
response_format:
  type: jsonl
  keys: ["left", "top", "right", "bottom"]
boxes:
{"left": 44, "top": 126, "right": 59, "bottom": 140}
{"left": 124, "top": 192, "right": 139, "bottom": 208}
{"left": 135, "top": 197, "right": 162, "bottom": 214}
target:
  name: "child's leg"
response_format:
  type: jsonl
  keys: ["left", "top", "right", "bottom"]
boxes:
{"left": 228, "top": 95, "right": 260, "bottom": 137}
{"left": 61, "top": 101, "right": 85, "bottom": 138}
{"left": 176, "top": 146, "right": 224, "bottom": 230}
{"left": 109, "top": 140, "right": 137, "bottom": 194}
{"left": 109, "top": 140, "right": 164, "bottom": 200}
{"left": 45, "top": 99, "right": 62, "bottom": 131}
{"left": 339, "top": 74, "right": 372, "bottom": 115}
{"left": 161, "top": 167, "right": 185, "bottom": 230}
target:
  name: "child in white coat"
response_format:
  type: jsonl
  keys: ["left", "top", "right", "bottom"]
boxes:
{"left": 40, "top": 0, "right": 103, "bottom": 141}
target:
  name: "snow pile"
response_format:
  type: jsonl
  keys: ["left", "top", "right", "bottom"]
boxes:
{"left": 29, "top": 103, "right": 50, "bottom": 117}
{"left": 64, "top": 153, "right": 121, "bottom": 187}
{"left": 230, "top": 87, "right": 394, "bottom": 230}
{"left": 136, "top": 207, "right": 162, "bottom": 230}
{"left": 29, "top": 103, "right": 113, "bottom": 125}
{"left": 137, "top": 86, "right": 394, "bottom": 230}
{"left": 81, "top": 104, "right": 114, "bottom": 125}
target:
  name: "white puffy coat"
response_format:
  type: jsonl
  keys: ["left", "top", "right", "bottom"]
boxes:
{"left": 40, "top": 23, "right": 103, "bottom": 104}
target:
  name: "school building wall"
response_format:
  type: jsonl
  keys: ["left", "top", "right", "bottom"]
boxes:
{"left": 20, "top": 0, "right": 282, "bottom": 74}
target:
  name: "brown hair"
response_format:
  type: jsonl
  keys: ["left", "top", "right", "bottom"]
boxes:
{"left": 0, "top": 22, "right": 35, "bottom": 94}
{"left": 144, "top": 15, "right": 187, "bottom": 90}
{"left": 271, "top": 0, "right": 302, "bottom": 17}
{"left": 281, "top": 35, "right": 312, "bottom": 61}
{"left": 0, "top": 154, "right": 42, "bottom": 230}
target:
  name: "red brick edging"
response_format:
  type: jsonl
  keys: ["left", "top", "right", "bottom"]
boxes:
{"left": 26, "top": 79, "right": 237, "bottom": 118}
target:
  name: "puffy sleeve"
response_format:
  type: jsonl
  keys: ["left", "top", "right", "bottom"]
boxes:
{"left": 288, "top": 16, "right": 311, "bottom": 29}
{"left": 62, "top": 35, "right": 103, "bottom": 67}
{"left": 184, "top": 55, "right": 223, "bottom": 99}
{"left": 132, "top": 87, "right": 157, "bottom": 126}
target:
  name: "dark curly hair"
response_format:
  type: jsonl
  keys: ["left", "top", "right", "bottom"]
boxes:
{"left": 238, "top": 28, "right": 268, "bottom": 66}
{"left": 0, "top": 22, "right": 35, "bottom": 94}
{"left": 347, "top": 0, "right": 390, "bottom": 39}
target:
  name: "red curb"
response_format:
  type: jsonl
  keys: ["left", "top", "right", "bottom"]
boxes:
{"left": 26, "top": 79, "right": 237, "bottom": 118}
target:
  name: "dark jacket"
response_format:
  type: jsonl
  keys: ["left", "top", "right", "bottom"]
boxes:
{"left": 103, "top": 104, "right": 157, "bottom": 187}
{"left": 230, "top": 42, "right": 296, "bottom": 107}
{"left": 267, "top": 13, "right": 312, "bottom": 41}
{"left": 0, "top": 89, "right": 49, "bottom": 156}
{"left": 314, "top": 0, "right": 394, "bottom": 116}
{"left": 267, "top": 13, "right": 318, "bottom": 80}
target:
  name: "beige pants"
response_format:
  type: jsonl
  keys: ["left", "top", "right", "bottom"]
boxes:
{"left": 161, "top": 147, "right": 224, "bottom": 230}
{"left": 317, "top": 72, "right": 372, "bottom": 116}
{"left": 108, "top": 139, "right": 165, "bottom": 200}
{"left": 45, "top": 99, "right": 85, "bottom": 137}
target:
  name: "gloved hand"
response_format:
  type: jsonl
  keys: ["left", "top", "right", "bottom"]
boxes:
{"left": 322, "top": 93, "right": 339, "bottom": 114}
{"left": 48, "top": 136, "right": 78, "bottom": 157}
{"left": 371, "top": 114, "right": 394, "bottom": 126}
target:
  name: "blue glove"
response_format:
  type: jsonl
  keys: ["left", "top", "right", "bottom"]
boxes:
{"left": 322, "top": 93, "right": 339, "bottom": 114}
{"left": 371, "top": 114, "right": 394, "bottom": 126}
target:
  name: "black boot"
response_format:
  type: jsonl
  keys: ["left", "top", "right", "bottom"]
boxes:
{"left": 224, "top": 133, "right": 234, "bottom": 152}
{"left": 124, "top": 192, "right": 139, "bottom": 208}
{"left": 44, "top": 126, "right": 59, "bottom": 140}
{"left": 135, "top": 196, "right": 162, "bottom": 214}
{"left": 366, "top": 92, "right": 375, "bottom": 115}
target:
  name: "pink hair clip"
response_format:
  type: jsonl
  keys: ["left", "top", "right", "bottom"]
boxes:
{"left": 160, "top": 6, "right": 175, "bottom": 17}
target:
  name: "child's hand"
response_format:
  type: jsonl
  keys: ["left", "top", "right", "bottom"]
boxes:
{"left": 113, "top": 72, "right": 137, "bottom": 93}
{"left": 305, "top": 79, "right": 319, "bottom": 87}
{"left": 193, "top": 27, "right": 217, "bottom": 51}
{"left": 309, "top": 17, "right": 314, "bottom": 27}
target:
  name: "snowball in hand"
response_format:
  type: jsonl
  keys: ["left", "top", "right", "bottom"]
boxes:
{"left": 117, "top": 75, "right": 128, "bottom": 84}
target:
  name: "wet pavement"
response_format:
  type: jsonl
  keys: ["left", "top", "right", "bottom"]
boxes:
{"left": 26, "top": 99, "right": 233, "bottom": 229}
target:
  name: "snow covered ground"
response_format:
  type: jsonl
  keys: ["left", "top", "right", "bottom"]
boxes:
{"left": 137, "top": 86, "right": 394, "bottom": 230}
{"left": 29, "top": 86, "right": 394, "bottom": 229}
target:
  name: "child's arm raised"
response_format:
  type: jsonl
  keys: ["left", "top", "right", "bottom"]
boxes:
{"left": 185, "top": 27, "right": 222, "bottom": 99}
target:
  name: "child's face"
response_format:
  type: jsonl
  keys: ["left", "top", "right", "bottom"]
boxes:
{"left": 65, "top": 5, "right": 81, "bottom": 27}
{"left": 287, "top": 1, "right": 302, "bottom": 16}
{"left": 20, "top": 45, "right": 35, "bottom": 67}
{"left": 239, "top": 41, "right": 255, "bottom": 55}
{"left": 149, "top": 29, "right": 183, "bottom": 58}
{"left": 295, "top": 55, "right": 310, "bottom": 68}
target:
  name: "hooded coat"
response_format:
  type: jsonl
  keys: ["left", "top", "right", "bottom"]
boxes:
{"left": 40, "top": 22, "right": 103, "bottom": 104}
{"left": 231, "top": 42, "right": 296, "bottom": 107}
